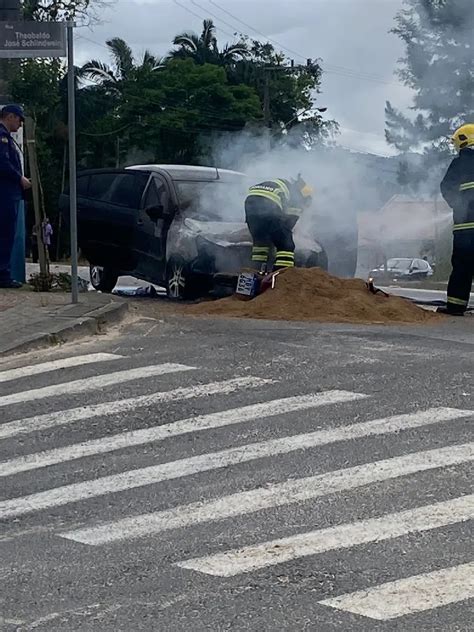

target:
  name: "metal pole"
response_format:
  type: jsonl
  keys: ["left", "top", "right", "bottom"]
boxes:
{"left": 67, "top": 22, "right": 78, "bottom": 303}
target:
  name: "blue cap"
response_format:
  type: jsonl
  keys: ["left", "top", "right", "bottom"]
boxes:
{"left": 1, "top": 104, "right": 25, "bottom": 121}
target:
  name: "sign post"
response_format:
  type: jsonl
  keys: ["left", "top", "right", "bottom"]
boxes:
{"left": 0, "top": 20, "right": 79, "bottom": 303}
{"left": 66, "top": 22, "right": 78, "bottom": 303}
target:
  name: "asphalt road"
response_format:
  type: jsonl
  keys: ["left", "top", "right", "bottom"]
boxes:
{"left": 0, "top": 311, "right": 473, "bottom": 631}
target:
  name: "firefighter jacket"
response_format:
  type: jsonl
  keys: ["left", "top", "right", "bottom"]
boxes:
{"left": 440, "top": 147, "right": 474, "bottom": 232}
{"left": 0, "top": 122, "right": 23, "bottom": 201}
{"left": 246, "top": 179, "right": 303, "bottom": 218}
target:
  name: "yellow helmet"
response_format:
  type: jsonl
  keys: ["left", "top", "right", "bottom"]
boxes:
{"left": 301, "top": 184, "right": 314, "bottom": 198}
{"left": 451, "top": 123, "right": 474, "bottom": 152}
{"left": 294, "top": 174, "right": 314, "bottom": 199}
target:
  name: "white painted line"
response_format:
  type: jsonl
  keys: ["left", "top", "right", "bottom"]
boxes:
{"left": 0, "top": 407, "right": 470, "bottom": 519}
{"left": 176, "top": 494, "right": 474, "bottom": 577}
{"left": 319, "top": 562, "right": 474, "bottom": 620}
{"left": 0, "top": 377, "right": 270, "bottom": 440}
{"left": 0, "top": 363, "right": 195, "bottom": 408}
{"left": 0, "top": 353, "right": 123, "bottom": 384}
{"left": 61, "top": 442, "right": 474, "bottom": 546}
{"left": 0, "top": 391, "right": 364, "bottom": 477}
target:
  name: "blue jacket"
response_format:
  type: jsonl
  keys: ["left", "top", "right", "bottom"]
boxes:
{"left": 0, "top": 122, "right": 23, "bottom": 201}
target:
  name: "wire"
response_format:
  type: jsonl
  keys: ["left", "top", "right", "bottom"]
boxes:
{"left": 190, "top": 0, "right": 246, "bottom": 38}
{"left": 79, "top": 122, "right": 132, "bottom": 137}
{"left": 206, "top": 0, "right": 404, "bottom": 88}
{"left": 172, "top": 0, "right": 240, "bottom": 41}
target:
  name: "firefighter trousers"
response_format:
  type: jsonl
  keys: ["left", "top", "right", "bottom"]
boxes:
{"left": 446, "top": 230, "right": 474, "bottom": 313}
{"left": 245, "top": 197, "right": 296, "bottom": 271}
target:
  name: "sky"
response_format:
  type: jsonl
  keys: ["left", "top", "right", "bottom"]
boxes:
{"left": 75, "top": 0, "right": 415, "bottom": 156}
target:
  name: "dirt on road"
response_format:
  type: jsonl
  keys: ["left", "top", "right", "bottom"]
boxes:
{"left": 186, "top": 268, "right": 441, "bottom": 325}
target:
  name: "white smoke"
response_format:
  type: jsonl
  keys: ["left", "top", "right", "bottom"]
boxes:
{"left": 200, "top": 127, "right": 397, "bottom": 277}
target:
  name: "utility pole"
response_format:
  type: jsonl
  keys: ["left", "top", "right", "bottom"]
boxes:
{"left": 0, "top": 0, "right": 21, "bottom": 102}
{"left": 263, "top": 71, "right": 271, "bottom": 129}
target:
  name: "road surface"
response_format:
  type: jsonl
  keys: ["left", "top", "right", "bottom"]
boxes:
{"left": 0, "top": 313, "right": 472, "bottom": 631}
{"left": 381, "top": 285, "right": 474, "bottom": 308}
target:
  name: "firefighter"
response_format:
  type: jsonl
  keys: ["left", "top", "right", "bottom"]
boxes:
{"left": 245, "top": 175, "right": 313, "bottom": 272}
{"left": 438, "top": 123, "right": 474, "bottom": 315}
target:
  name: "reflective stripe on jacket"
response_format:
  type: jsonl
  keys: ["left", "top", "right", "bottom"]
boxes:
{"left": 246, "top": 179, "right": 302, "bottom": 217}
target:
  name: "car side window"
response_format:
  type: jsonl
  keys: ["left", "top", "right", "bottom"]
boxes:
{"left": 88, "top": 173, "right": 116, "bottom": 200}
{"left": 143, "top": 177, "right": 170, "bottom": 212}
{"left": 108, "top": 173, "right": 149, "bottom": 208}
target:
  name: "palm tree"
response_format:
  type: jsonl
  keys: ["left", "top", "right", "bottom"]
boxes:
{"left": 79, "top": 37, "right": 164, "bottom": 93}
{"left": 170, "top": 19, "right": 248, "bottom": 67}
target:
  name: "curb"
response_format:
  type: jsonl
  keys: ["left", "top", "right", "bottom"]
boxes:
{"left": 0, "top": 299, "right": 128, "bottom": 357}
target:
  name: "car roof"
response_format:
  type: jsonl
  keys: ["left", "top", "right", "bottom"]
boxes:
{"left": 126, "top": 164, "right": 246, "bottom": 181}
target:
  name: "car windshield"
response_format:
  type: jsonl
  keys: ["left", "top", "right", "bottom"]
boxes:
{"left": 386, "top": 258, "right": 412, "bottom": 269}
{"left": 173, "top": 179, "right": 248, "bottom": 223}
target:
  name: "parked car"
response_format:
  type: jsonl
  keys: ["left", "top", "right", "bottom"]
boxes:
{"left": 369, "top": 257, "right": 434, "bottom": 282}
{"left": 60, "top": 165, "right": 331, "bottom": 299}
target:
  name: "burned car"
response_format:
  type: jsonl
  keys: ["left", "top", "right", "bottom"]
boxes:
{"left": 60, "top": 165, "right": 329, "bottom": 299}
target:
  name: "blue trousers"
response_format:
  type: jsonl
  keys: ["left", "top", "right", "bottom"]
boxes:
{"left": 0, "top": 199, "right": 19, "bottom": 283}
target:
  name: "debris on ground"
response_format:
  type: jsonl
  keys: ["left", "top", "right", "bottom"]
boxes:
{"left": 186, "top": 268, "right": 441, "bottom": 325}
{"left": 28, "top": 272, "right": 89, "bottom": 293}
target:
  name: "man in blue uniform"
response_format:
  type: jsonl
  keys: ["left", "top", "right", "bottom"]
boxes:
{"left": 245, "top": 175, "right": 313, "bottom": 272}
{"left": 438, "top": 123, "right": 474, "bottom": 315}
{"left": 0, "top": 104, "right": 31, "bottom": 288}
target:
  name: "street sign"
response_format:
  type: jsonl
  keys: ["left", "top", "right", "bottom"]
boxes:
{"left": 0, "top": 21, "right": 66, "bottom": 58}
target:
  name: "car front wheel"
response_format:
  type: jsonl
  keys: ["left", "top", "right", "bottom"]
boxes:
{"left": 165, "top": 257, "right": 198, "bottom": 301}
{"left": 89, "top": 265, "right": 119, "bottom": 293}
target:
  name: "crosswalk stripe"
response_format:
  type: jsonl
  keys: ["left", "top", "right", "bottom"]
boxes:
{"left": 0, "top": 391, "right": 364, "bottom": 477}
{"left": 0, "top": 363, "right": 195, "bottom": 408}
{"left": 0, "top": 407, "right": 470, "bottom": 519}
{"left": 0, "top": 377, "right": 270, "bottom": 440}
{"left": 175, "top": 494, "right": 474, "bottom": 576}
{"left": 0, "top": 353, "right": 123, "bottom": 384}
{"left": 318, "top": 562, "right": 474, "bottom": 620}
{"left": 60, "top": 442, "right": 474, "bottom": 546}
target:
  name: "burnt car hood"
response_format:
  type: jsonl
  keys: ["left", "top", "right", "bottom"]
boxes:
{"left": 184, "top": 218, "right": 252, "bottom": 246}
{"left": 183, "top": 218, "right": 323, "bottom": 253}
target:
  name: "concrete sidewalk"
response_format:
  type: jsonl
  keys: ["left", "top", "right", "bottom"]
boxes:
{"left": 0, "top": 288, "right": 127, "bottom": 356}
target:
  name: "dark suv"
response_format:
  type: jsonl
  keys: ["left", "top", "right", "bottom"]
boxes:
{"left": 60, "top": 165, "right": 330, "bottom": 299}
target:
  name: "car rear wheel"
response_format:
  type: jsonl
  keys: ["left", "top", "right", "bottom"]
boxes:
{"left": 89, "top": 265, "right": 119, "bottom": 293}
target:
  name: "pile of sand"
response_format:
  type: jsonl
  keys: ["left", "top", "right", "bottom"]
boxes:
{"left": 186, "top": 268, "right": 440, "bottom": 325}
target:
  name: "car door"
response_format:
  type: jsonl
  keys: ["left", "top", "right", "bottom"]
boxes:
{"left": 133, "top": 174, "right": 172, "bottom": 283}
{"left": 78, "top": 170, "right": 149, "bottom": 270}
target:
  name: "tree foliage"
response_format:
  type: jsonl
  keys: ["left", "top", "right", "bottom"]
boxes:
{"left": 22, "top": 0, "right": 94, "bottom": 21}
{"left": 386, "top": 0, "right": 474, "bottom": 153}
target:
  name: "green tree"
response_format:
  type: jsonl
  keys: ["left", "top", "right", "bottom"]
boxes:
{"left": 385, "top": 0, "right": 474, "bottom": 153}
{"left": 170, "top": 19, "right": 248, "bottom": 67}
{"left": 232, "top": 39, "right": 336, "bottom": 142}
{"left": 80, "top": 37, "right": 164, "bottom": 93}
{"left": 117, "top": 58, "right": 262, "bottom": 163}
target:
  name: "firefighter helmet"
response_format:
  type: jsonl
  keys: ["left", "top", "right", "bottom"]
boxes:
{"left": 294, "top": 174, "right": 314, "bottom": 199}
{"left": 451, "top": 124, "right": 474, "bottom": 152}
